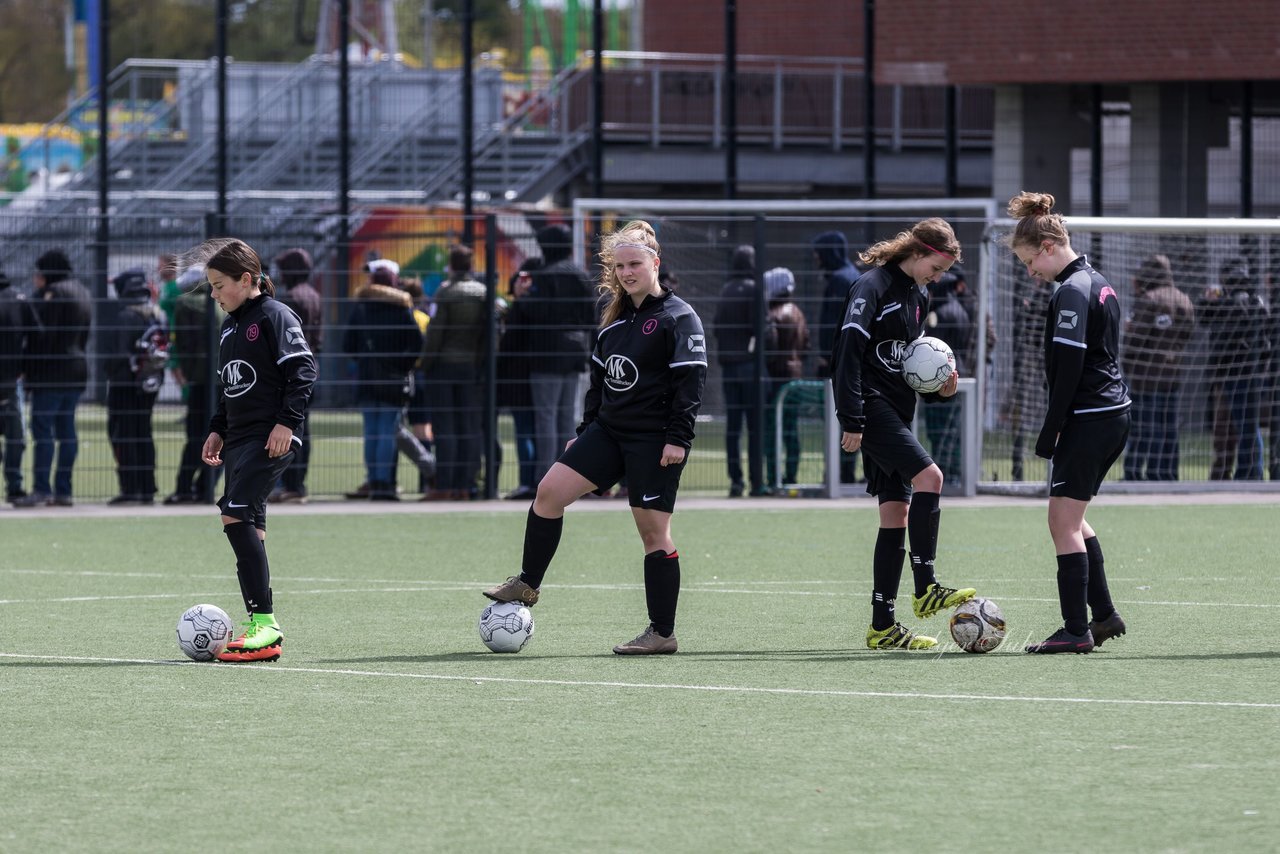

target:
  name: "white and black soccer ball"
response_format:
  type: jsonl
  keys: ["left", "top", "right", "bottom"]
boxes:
{"left": 949, "top": 597, "right": 1006, "bottom": 654}
{"left": 176, "top": 603, "right": 234, "bottom": 661}
{"left": 901, "top": 336, "right": 956, "bottom": 393}
{"left": 479, "top": 602, "right": 535, "bottom": 653}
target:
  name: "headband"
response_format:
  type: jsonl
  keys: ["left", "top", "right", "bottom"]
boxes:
{"left": 920, "top": 241, "right": 956, "bottom": 261}
{"left": 615, "top": 242, "right": 658, "bottom": 256}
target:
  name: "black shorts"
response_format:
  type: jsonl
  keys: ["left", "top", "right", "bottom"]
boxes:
{"left": 859, "top": 397, "right": 933, "bottom": 504}
{"left": 217, "top": 440, "right": 296, "bottom": 528}
{"left": 1049, "top": 411, "right": 1130, "bottom": 501}
{"left": 559, "top": 421, "right": 686, "bottom": 514}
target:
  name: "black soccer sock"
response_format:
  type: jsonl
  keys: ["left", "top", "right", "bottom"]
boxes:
{"left": 643, "top": 550, "right": 681, "bottom": 637}
{"left": 224, "top": 522, "right": 272, "bottom": 614}
{"left": 907, "top": 491, "right": 942, "bottom": 596}
{"left": 1084, "top": 535, "right": 1116, "bottom": 622}
{"left": 1056, "top": 552, "right": 1090, "bottom": 636}
{"left": 871, "top": 527, "right": 907, "bottom": 631}
{"left": 518, "top": 508, "right": 563, "bottom": 589}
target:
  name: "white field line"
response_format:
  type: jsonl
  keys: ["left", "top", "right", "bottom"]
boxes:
{"left": 0, "top": 651, "right": 1277, "bottom": 710}
{"left": 0, "top": 579, "right": 1275, "bottom": 610}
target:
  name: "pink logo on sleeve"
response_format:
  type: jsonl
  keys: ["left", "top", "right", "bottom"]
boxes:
{"left": 1099, "top": 286, "right": 1117, "bottom": 304}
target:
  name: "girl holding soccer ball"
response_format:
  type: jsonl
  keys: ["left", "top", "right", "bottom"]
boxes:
{"left": 1008, "top": 192, "right": 1131, "bottom": 654}
{"left": 831, "top": 217, "right": 976, "bottom": 651}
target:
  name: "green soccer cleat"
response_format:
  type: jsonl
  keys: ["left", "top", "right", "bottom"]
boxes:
{"left": 866, "top": 622, "right": 938, "bottom": 651}
{"left": 217, "top": 613, "right": 284, "bottom": 663}
{"left": 912, "top": 583, "right": 976, "bottom": 619}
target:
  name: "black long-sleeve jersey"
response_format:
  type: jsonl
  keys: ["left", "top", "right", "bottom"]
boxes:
{"left": 1037, "top": 256, "right": 1130, "bottom": 459}
{"left": 579, "top": 288, "right": 707, "bottom": 449}
{"left": 831, "top": 264, "right": 941, "bottom": 432}
{"left": 209, "top": 293, "right": 317, "bottom": 448}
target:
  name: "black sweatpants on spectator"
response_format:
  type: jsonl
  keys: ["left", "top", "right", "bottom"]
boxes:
{"left": 107, "top": 384, "right": 159, "bottom": 499}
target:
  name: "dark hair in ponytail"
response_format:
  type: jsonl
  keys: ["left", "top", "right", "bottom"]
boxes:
{"left": 203, "top": 238, "right": 274, "bottom": 296}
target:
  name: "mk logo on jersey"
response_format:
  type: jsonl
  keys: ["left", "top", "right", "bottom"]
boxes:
{"left": 1057, "top": 310, "right": 1078, "bottom": 330}
{"left": 604, "top": 354, "right": 638, "bottom": 391}
{"left": 874, "top": 339, "right": 909, "bottom": 372}
{"left": 221, "top": 359, "right": 257, "bottom": 397}
{"left": 687, "top": 333, "right": 705, "bottom": 353}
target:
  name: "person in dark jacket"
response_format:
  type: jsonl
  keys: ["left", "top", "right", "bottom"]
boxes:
{"left": 1009, "top": 191, "right": 1131, "bottom": 655}
{"left": 343, "top": 264, "right": 424, "bottom": 501}
{"left": 832, "top": 218, "right": 976, "bottom": 652}
{"left": 518, "top": 223, "right": 596, "bottom": 484}
{"left": 713, "top": 244, "right": 766, "bottom": 497}
{"left": 0, "top": 266, "right": 27, "bottom": 502}
{"left": 497, "top": 257, "right": 543, "bottom": 500}
{"left": 102, "top": 268, "right": 167, "bottom": 505}
{"left": 813, "top": 230, "right": 863, "bottom": 484}
{"left": 761, "top": 266, "right": 811, "bottom": 488}
{"left": 167, "top": 265, "right": 226, "bottom": 504}
{"left": 1121, "top": 254, "right": 1195, "bottom": 481}
{"left": 1200, "top": 257, "right": 1270, "bottom": 480}
{"left": 921, "top": 267, "right": 975, "bottom": 485}
{"left": 200, "top": 237, "right": 317, "bottom": 663}
{"left": 272, "top": 248, "right": 323, "bottom": 502}
{"left": 420, "top": 244, "right": 488, "bottom": 501}
{"left": 14, "top": 249, "right": 92, "bottom": 508}
{"left": 483, "top": 220, "right": 707, "bottom": 655}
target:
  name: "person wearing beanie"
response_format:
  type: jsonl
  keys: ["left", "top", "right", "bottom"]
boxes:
{"left": 102, "top": 268, "right": 167, "bottom": 505}
{"left": 271, "top": 248, "right": 322, "bottom": 503}
{"left": 14, "top": 248, "right": 92, "bottom": 508}
{"left": 0, "top": 265, "right": 27, "bottom": 501}
{"left": 166, "top": 264, "right": 226, "bottom": 504}
{"left": 515, "top": 223, "right": 596, "bottom": 485}
{"left": 713, "top": 245, "right": 766, "bottom": 497}
{"left": 761, "top": 266, "right": 811, "bottom": 490}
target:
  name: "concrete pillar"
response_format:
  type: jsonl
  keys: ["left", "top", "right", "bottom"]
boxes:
{"left": 992, "top": 84, "right": 1091, "bottom": 213}
{"left": 1130, "top": 82, "right": 1226, "bottom": 217}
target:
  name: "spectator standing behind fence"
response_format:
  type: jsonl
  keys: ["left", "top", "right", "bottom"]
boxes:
{"left": 397, "top": 274, "right": 438, "bottom": 497}
{"left": 922, "top": 267, "right": 975, "bottom": 488}
{"left": 761, "top": 266, "right": 810, "bottom": 490}
{"left": 156, "top": 254, "right": 181, "bottom": 374}
{"left": 0, "top": 266, "right": 26, "bottom": 502}
{"left": 1121, "top": 254, "right": 1196, "bottom": 482}
{"left": 421, "top": 244, "right": 488, "bottom": 501}
{"left": 1207, "top": 257, "right": 1270, "bottom": 480}
{"left": 270, "top": 248, "right": 323, "bottom": 504}
{"left": 714, "top": 245, "right": 767, "bottom": 498}
{"left": 522, "top": 224, "right": 595, "bottom": 484}
{"left": 101, "top": 269, "right": 167, "bottom": 506}
{"left": 343, "top": 264, "right": 423, "bottom": 501}
{"left": 14, "top": 250, "right": 91, "bottom": 508}
{"left": 166, "top": 265, "right": 225, "bottom": 504}
{"left": 497, "top": 258, "right": 543, "bottom": 500}
{"left": 1268, "top": 268, "right": 1280, "bottom": 481}
{"left": 813, "top": 230, "right": 863, "bottom": 484}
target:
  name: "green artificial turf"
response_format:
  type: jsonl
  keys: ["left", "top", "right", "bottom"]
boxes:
{"left": 1, "top": 504, "right": 1277, "bottom": 852}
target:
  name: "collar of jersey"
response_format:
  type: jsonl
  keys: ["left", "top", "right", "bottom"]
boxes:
{"left": 230, "top": 292, "right": 269, "bottom": 319}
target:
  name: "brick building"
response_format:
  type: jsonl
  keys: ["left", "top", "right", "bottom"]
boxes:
{"left": 641, "top": 0, "right": 1280, "bottom": 215}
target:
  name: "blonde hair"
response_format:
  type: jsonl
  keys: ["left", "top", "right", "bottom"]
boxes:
{"left": 1007, "top": 191, "right": 1070, "bottom": 252}
{"left": 858, "top": 217, "right": 961, "bottom": 268}
{"left": 597, "top": 220, "right": 661, "bottom": 327}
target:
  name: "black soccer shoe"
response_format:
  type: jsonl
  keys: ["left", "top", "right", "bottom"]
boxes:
{"left": 1089, "top": 612, "right": 1127, "bottom": 648}
{"left": 1025, "top": 627, "right": 1095, "bottom": 654}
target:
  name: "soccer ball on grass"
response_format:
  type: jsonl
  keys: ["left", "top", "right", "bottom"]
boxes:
{"left": 479, "top": 602, "right": 535, "bottom": 653}
{"left": 176, "top": 603, "right": 234, "bottom": 661}
{"left": 901, "top": 336, "right": 956, "bottom": 393}
{"left": 949, "top": 597, "right": 1006, "bottom": 653}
